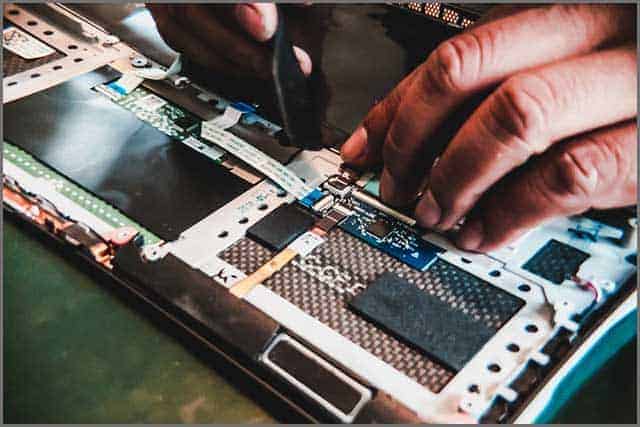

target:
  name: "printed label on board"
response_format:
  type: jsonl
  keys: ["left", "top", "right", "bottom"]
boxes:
{"left": 3, "top": 26, "right": 55, "bottom": 60}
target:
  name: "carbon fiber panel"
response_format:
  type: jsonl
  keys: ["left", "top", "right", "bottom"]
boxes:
{"left": 317, "top": 229, "right": 523, "bottom": 330}
{"left": 220, "top": 230, "right": 524, "bottom": 391}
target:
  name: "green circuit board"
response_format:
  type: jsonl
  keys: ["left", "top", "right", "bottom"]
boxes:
{"left": 3, "top": 142, "right": 161, "bottom": 245}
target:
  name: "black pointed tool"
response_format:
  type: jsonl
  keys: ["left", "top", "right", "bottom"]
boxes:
{"left": 271, "top": 10, "right": 323, "bottom": 150}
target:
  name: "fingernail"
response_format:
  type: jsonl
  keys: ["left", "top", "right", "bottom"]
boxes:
{"left": 456, "top": 219, "right": 484, "bottom": 252}
{"left": 235, "top": 3, "right": 277, "bottom": 41}
{"left": 416, "top": 189, "right": 441, "bottom": 227}
{"left": 341, "top": 126, "right": 368, "bottom": 163}
{"left": 293, "top": 46, "right": 312, "bottom": 76}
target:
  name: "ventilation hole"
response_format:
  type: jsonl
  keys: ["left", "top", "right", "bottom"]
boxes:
{"left": 468, "top": 384, "right": 480, "bottom": 394}
{"left": 43, "top": 30, "right": 54, "bottom": 35}
{"left": 52, "top": 65, "right": 63, "bottom": 70}
{"left": 518, "top": 284, "right": 531, "bottom": 292}
{"left": 258, "top": 203, "right": 268, "bottom": 211}
{"left": 73, "top": 58, "right": 83, "bottom": 63}
{"left": 27, "top": 20, "right": 37, "bottom": 26}
{"left": 461, "top": 257, "right": 472, "bottom": 264}
{"left": 30, "top": 73, "right": 40, "bottom": 78}
{"left": 238, "top": 217, "right": 249, "bottom": 224}
{"left": 217, "top": 231, "right": 229, "bottom": 238}
{"left": 489, "top": 270, "right": 501, "bottom": 277}
{"left": 7, "top": 81, "right": 17, "bottom": 87}
{"left": 68, "top": 44, "right": 78, "bottom": 50}
{"left": 8, "top": 9, "right": 20, "bottom": 15}
{"left": 487, "top": 363, "right": 501, "bottom": 373}
{"left": 525, "top": 324, "right": 538, "bottom": 333}
{"left": 507, "top": 343, "right": 520, "bottom": 353}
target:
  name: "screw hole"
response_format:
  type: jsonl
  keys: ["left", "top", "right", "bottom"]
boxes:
{"left": 68, "top": 44, "right": 78, "bottom": 50}
{"left": 487, "top": 363, "right": 501, "bottom": 373}
{"left": 489, "top": 270, "right": 501, "bottom": 277}
{"left": 217, "top": 231, "right": 228, "bottom": 238}
{"left": 7, "top": 81, "right": 17, "bottom": 87}
{"left": 461, "top": 257, "right": 472, "bottom": 264}
{"left": 27, "top": 20, "right": 37, "bottom": 26}
{"left": 518, "top": 284, "right": 531, "bottom": 292}
{"left": 276, "top": 189, "right": 287, "bottom": 198}
{"left": 525, "top": 324, "right": 538, "bottom": 333}
{"left": 468, "top": 384, "right": 480, "bottom": 394}
{"left": 73, "top": 58, "right": 83, "bottom": 63}
{"left": 8, "top": 9, "right": 20, "bottom": 15}
{"left": 43, "top": 30, "right": 54, "bottom": 35}
{"left": 258, "top": 203, "right": 268, "bottom": 211}
{"left": 238, "top": 217, "right": 249, "bottom": 224}
{"left": 30, "top": 73, "right": 40, "bottom": 78}
{"left": 507, "top": 343, "right": 520, "bottom": 353}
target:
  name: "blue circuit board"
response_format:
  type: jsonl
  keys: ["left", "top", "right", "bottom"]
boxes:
{"left": 339, "top": 199, "right": 444, "bottom": 271}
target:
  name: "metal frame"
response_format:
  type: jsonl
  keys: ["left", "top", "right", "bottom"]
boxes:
{"left": 3, "top": 3, "right": 636, "bottom": 423}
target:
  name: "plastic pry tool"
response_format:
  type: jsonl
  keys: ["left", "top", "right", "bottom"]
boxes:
{"left": 271, "top": 10, "right": 323, "bottom": 150}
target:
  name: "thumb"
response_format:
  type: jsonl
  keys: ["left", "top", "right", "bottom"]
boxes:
{"left": 234, "top": 3, "right": 278, "bottom": 42}
{"left": 234, "top": 3, "right": 312, "bottom": 76}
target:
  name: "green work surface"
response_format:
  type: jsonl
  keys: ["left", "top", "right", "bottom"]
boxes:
{"left": 3, "top": 218, "right": 636, "bottom": 423}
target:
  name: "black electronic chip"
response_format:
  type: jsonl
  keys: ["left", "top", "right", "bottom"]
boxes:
{"left": 349, "top": 272, "right": 496, "bottom": 371}
{"left": 246, "top": 203, "right": 316, "bottom": 251}
{"left": 174, "top": 115, "right": 199, "bottom": 131}
{"left": 366, "top": 219, "right": 392, "bottom": 239}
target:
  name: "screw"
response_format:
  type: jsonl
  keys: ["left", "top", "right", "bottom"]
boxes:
{"left": 130, "top": 56, "right": 149, "bottom": 68}
{"left": 102, "top": 35, "right": 120, "bottom": 47}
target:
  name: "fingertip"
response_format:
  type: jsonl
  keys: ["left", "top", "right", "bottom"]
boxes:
{"left": 253, "top": 3, "right": 277, "bottom": 40}
{"left": 341, "top": 126, "right": 369, "bottom": 164}
{"left": 293, "top": 45, "right": 312, "bottom": 76}
{"left": 235, "top": 3, "right": 277, "bottom": 41}
{"left": 415, "top": 189, "right": 441, "bottom": 228}
{"left": 456, "top": 218, "right": 484, "bottom": 252}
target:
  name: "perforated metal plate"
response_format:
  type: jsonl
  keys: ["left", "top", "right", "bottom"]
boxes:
{"left": 220, "top": 229, "right": 524, "bottom": 392}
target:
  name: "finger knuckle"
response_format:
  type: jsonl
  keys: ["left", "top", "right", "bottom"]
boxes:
{"left": 544, "top": 4, "right": 593, "bottom": 41}
{"left": 422, "top": 37, "right": 471, "bottom": 95}
{"left": 489, "top": 74, "right": 554, "bottom": 151}
{"left": 546, "top": 148, "right": 599, "bottom": 199}
{"left": 571, "top": 132, "right": 626, "bottom": 188}
{"left": 423, "top": 29, "right": 496, "bottom": 96}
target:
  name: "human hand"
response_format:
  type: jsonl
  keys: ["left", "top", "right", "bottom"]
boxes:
{"left": 147, "top": 3, "right": 312, "bottom": 79}
{"left": 341, "top": 4, "right": 637, "bottom": 252}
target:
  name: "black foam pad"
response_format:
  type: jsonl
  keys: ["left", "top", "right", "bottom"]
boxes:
{"left": 349, "top": 271, "right": 496, "bottom": 371}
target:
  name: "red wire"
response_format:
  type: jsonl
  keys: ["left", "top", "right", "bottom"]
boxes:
{"left": 571, "top": 275, "right": 599, "bottom": 302}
